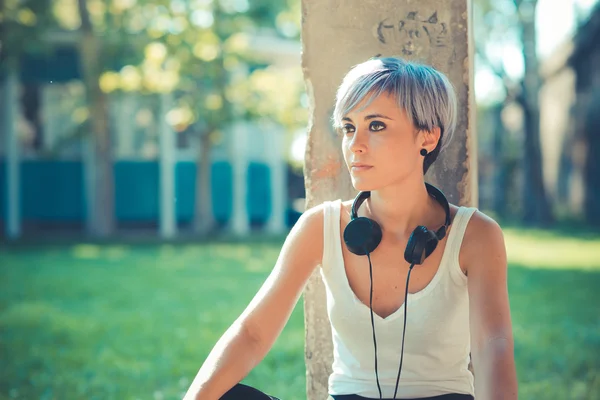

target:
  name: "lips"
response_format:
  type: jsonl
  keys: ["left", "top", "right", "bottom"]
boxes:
{"left": 351, "top": 163, "right": 373, "bottom": 172}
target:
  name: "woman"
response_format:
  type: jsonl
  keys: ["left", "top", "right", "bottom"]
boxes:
{"left": 183, "top": 57, "right": 518, "bottom": 400}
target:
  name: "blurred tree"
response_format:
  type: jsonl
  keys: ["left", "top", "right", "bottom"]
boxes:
{"left": 185, "top": 0, "right": 304, "bottom": 236}
{"left": 474, "top": 0, "right": 553, "bottom": 226}
{"left": 568, "top": 4, "right": 600, "bottom": 227}
{"left": 516, "top": 0, "right": 553, "bottom": 226}
{"left": 40, "top": 0, "right": 303, "bottom": 236}
{"left": 145, "top": 0, "right": 302, "bottom": 235}
{"left": 584, "top": 93, "right": 600, "bottom": 226}
{"left": 3, "top": 0, "right": 304, "bottom": 236}
{"left": 94, "top": 0, "right": 304, "bottom": 236}
{"left": 77, "top": 0, "right": 115, "bottom": 237}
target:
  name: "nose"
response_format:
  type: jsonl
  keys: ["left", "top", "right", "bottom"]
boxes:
{"left": 348, "top": 129, "right": 367, "bottom": 154}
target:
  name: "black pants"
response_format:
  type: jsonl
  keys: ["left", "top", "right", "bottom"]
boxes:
{"left": 220, "top": 383, "right": 473, "bottom": 400}
{"left": 330, "top": 394, "right": 474, "bottom": 400}
{"left": 220, "top": 383, "right": 280, "bottom": 400}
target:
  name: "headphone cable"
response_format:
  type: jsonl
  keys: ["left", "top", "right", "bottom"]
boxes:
{"left": 366, "top": 254, "right": 415, "bottom": 399}
{"left": 393, "top": 263, "right": 415, "bottom": 399}
{"left": 366, "top": 252, "right": 383, "bottom": 399}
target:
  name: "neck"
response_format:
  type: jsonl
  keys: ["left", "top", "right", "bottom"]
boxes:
{"left": 364, "top": 175, "right": 444, "bottom": 238}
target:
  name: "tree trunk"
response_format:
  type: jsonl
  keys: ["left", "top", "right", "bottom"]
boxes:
{"left": 518, "top": 0, "right": 553, "bottom": 226}
{"left": 556, "top": 127, "right": 574, "bottom": 206}
{"left": 193, "top": 3, "right": 231, "bottom": 236}
{"left": 491, "top": 103, "right": 507, "bottom": 218}
{"left": 3, "top": 62, "right": 21, "bottom": 239}
{"left": 78, "top": 0, "right": 114, "bottom": 237}
{"left": 583, "top": 93, "right": 600, "bottom": 226}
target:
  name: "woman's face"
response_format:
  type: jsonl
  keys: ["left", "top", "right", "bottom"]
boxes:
{"left": 341, "top": 92, "right": 424, "bottom": 192}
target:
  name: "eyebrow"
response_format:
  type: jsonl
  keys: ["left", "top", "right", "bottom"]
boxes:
{"left": 342, "top": 114, "right": 394, "bottom": 122}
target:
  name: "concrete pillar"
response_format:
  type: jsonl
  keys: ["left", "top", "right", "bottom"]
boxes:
{"left": 229, "top": 121, "right": 250, "bottom": 235}
{"left": 41, "top": 84, "right": 62, "bottom": 151}
{"left": 301, "top": 1, "right": 476, "bottom": 399}
{"left": 3, "top": 67, "right": 21, "bottom": 239}
{"left": 159, "top": 93, "right": 176, "bottom": 239}
{"left": 265, "top": 126, "right": 287, "bottom": 234}
{"left": 113, "top": 92, "right": 136, "bottom": 158}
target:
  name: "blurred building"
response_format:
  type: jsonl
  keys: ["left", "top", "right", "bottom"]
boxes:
{"left": 0, "top": 32, "right": 304, "bottom": 238}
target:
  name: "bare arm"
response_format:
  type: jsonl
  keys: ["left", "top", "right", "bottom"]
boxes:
{"left": 183, "top": 205, "right": 325, "bottom": 400}
{"left": 463, "top": 212, "right": 518, "bottom": 399}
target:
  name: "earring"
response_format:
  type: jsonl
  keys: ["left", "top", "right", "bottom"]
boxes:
{"left": 420, "top": 148, "right": 428, "bottom": 156}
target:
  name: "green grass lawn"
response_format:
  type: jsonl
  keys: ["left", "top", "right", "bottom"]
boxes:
{"left": 1, "top": 227, "right": 599, "bottom": 400}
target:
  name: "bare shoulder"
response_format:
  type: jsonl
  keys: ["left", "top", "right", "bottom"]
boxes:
{"left": 284, "top": 201, "right": 328, "bottom": 268}
{"left": 464, "top": 208, "right": 503, "bottom": 233}
{"left": 458, "top": 208, "right": 506, "bottom": 275}
{"left": 464, "top": 209, "right": 504, "bottom": 244}
{"left": 295, "top": 201, "right": 326, "bottom": 228}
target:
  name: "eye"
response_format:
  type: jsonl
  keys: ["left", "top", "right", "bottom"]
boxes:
{"left": 369, "top": 121, "right": 386, "bottom": 131}
{"left": 341, "top": 124, "right": 355, "bottom": 135}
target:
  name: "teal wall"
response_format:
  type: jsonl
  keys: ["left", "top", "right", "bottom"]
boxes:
{"left": 0, "top": 160, "right": 274, "bottom": 226}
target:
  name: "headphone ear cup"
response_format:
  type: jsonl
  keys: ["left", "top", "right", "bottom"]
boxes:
{"left": 344, "top": 217, "right": 383, "bottom": 256}
{"left": 404, "top": 226, "right": 439, "bottom": 265}
{"left": 424, "top": 233, "right": 439, "bottom": 259}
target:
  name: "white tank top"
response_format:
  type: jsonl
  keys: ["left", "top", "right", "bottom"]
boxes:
{"left": 320, "top": 199, "right": 477, "bottom": 398}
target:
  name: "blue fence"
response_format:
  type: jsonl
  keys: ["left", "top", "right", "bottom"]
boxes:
{"left": 0, "top": 160, "right": 279, "bottom": 226}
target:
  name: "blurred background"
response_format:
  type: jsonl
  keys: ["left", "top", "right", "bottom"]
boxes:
{"left": 1, "top": 0, "right": 599, "bottom": 399}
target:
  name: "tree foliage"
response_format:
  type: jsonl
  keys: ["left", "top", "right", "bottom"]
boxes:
{"left": 0, "top": 0, "right": 57, "bottom": 63}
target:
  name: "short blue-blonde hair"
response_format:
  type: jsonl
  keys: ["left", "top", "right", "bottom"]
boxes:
{"left": 332, "top": 57, "right": 457, "bottom": 173}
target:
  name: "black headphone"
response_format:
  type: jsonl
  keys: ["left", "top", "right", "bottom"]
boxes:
{"left": 343, "top": 182, "right": 450, "bottom": 263}
{"left": 341, "top": 182, "right": 451, "bottom": 399}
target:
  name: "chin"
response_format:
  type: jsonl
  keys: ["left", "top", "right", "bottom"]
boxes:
{"left": 350, "top": 177, "right": 379, "bottom": 192}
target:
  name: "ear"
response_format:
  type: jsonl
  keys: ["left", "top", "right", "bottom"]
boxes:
{"left": 419, "top": 126, "right": 441, "bottom": 153}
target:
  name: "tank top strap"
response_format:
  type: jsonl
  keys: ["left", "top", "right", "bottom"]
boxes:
{"left": 321, "top": 199, "right": 342, "bottom": 271}
{"left": 445, "top": 206, "right": 478, "bottom": 285}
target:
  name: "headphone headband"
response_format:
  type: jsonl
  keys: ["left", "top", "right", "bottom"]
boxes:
{"left": 351, "top": 191, "right": 371, "bottom": 220}
{"left": 350, "top": 183, "right": 450, "bottom": 240}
